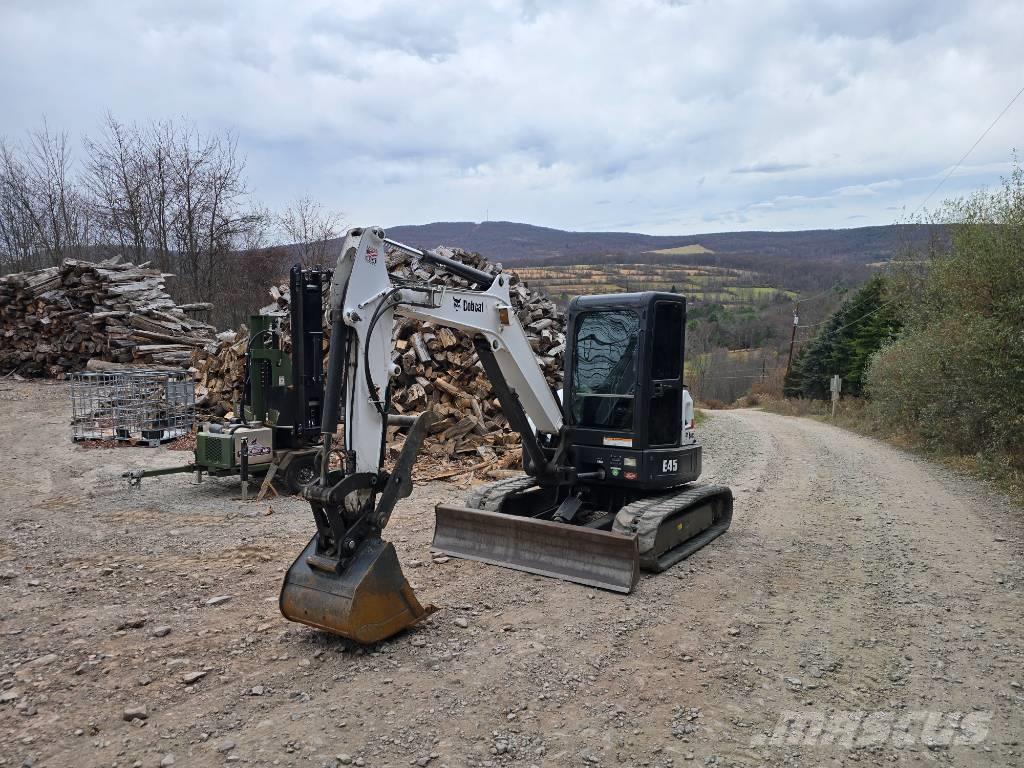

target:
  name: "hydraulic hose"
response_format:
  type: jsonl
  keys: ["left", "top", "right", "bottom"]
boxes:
{"left": 321, "top": 314, "right": 348, "bottom": 436}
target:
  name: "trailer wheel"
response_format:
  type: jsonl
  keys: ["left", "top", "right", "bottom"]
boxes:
{"left": 284, "top": 454, "right": 317, "bottom": 495}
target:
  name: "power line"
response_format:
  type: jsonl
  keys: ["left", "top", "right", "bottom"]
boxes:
{"left": 795, "top": 291, "right": 904, "bottom": 349}
{"left": 913, "top": 83, "right": 1024, "bottom": 216}
{"left": 798, "top": 283, "right": 885, "bottom": 328}
{"left": 719, "top": 86, "right": 1023, "bottom": 389}
{"left": 818, "top": 294, "right": 900, "bottom": 339}
{"left": 691, "top": 373, "right": 770, "bottom": 380}
{"left": 795, "top": 284, "right": 844, "bottom": 304}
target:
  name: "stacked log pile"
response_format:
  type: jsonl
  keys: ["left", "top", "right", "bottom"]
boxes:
{"left": 0, "top": 259, "right": 216, "bottom": 376}
{"left": 384, "top": 246, "right": 565, "bottom": 468}
{"left": 192, "top": 328, "right": 247, "bottom": 415}
{"left": 193, "top": 246, "right": 567, "bottom": 471}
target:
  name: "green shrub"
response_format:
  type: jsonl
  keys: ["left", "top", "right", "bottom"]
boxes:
{"left": 865, "top": 162, "right": 1024, "bottom": 462}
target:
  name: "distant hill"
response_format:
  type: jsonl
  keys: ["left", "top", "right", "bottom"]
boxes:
{"left": 383, "top": 220, "right": 942, "bottom": 267}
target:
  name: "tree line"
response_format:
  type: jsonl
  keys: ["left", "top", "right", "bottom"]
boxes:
{"left": 0, "top": 116, "right": 342, "bottom": 327}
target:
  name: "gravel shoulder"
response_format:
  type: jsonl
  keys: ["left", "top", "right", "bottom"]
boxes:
{"left": 0, "top": 383, "right": 1021, "bottom": 767}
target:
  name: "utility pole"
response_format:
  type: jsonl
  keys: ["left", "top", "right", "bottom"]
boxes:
{"left": 785, "top": 304, "right": 799, "bottom": 379}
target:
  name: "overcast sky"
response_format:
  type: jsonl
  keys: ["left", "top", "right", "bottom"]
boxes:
{"left": 1, "top": 0, "right": 1020, "bottom": 235}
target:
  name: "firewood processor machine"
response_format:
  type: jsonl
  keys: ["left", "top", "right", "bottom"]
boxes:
{"left": 125, "top": 266, "right": 331, "bottom": 496}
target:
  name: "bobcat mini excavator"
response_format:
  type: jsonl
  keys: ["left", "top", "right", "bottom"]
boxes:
{"left": 279, "top": 226, "right": 733, "bottom": 643}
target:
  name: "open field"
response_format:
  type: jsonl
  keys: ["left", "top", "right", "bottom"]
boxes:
{"left": 645, "top": 245, "right": 714, "bottom": 256}
{"left": 515, "top": 264, "right": 796, "bottom": 306}
{"left": 1, "top": 382, "right": 1022, "bottom": 767}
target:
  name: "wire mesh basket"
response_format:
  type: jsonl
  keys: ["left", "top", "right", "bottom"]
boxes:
{"left": 70, "top": 370, "right": 195, "bottom": 445}
{"left": 69, "top": 372, "right": 124, "bottom": 441}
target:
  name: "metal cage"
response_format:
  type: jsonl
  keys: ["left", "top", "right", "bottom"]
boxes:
{"left": 69, "top": 369, "right": 195, "bottom": 445}
{"left": 69, "top": 372, "right": 124, "bottom": 441}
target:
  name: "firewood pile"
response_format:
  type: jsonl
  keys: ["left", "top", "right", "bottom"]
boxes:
{"left": 0, "top": 258, "right": 216, "bottom": 376}
{"left": 383, "top": 246, "right": 566, "bottom": 472}
{"left": 191, "top": 328, "right": 247, "bottom": 416}
{"left": 193, "top": 246, "right": 568, "bottom": 473}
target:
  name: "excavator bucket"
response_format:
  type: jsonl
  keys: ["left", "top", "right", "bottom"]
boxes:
{"left": 433, "top": 504, "right": 641, "bottom": 593}
{"left": 280, "top": 535, "right": 436, "bottom": 644}
{"left": 280, "top": 410, "right": 439, "bottom": 643}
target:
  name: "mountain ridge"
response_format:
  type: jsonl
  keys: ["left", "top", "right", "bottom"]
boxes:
{"left": 381, "top": 220, "right": 940, "bottom": 266}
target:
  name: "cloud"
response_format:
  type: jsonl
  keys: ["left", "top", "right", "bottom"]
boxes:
{"left": 0, "top": 0, "right": 1020, "bottom": 234}
{"left": 732, "top": 162, "right": 812, "bottom": 175}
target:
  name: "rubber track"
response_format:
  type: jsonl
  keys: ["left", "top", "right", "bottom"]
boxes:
{"left": 462, "top": 475, "right": 538, "bottom": 511}
{"left": 614, "top": 483, "right": 733, "bottom": 572}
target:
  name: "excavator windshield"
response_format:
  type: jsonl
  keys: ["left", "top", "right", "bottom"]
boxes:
{"left": 570, "top": 310, "right": 639, "bottom": 430}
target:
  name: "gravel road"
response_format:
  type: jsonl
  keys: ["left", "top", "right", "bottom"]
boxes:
{"left": 1, "top": 382, "right": 1021, "bottom": 767}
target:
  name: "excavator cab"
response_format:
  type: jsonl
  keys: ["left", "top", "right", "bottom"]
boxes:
{"left": 564, "top": 292, "right": 701, "bottom": 487}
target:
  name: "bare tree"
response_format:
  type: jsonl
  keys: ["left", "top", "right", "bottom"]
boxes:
{"left": 278, "top": 194, "right": 343, "bottom": 265}
{"left": 161, "top": 125, "right": 267, "bottom": 303}
{"left": 0, "top": 125, "right": 92, "bottom": 268}
{"left": 0, "top": 141, "right": 39, "bottom": 272}
{"left": 142, "top": 120, "right": 178, "bottom": 272}
{"left": 83, "top": 114, "right": 151, "bottom": 262}
{"left": 685, "top": 320, "right": 714, "bottom": 400}
{"left": 240, "top": 202, "right": 274, "bottom": 252}
{"left": 26, "top": 124, "right": 92, "bottom": 263}
{"left": 2, "top": 115, "right": 299, "bottom": 327}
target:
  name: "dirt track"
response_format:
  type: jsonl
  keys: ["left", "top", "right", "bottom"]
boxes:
{"left": 1, "top": 381, "right": 1022, "bottom": 768}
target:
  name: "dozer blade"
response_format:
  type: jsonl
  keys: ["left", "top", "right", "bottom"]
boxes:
{"left": 280, "top": 535, "right": 437, "bottom": 644}
{"left": 433, "top": 504, "right": 640, "bottom": 593}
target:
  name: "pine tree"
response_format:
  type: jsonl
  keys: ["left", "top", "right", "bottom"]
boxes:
{"left": 784, "top": 276, "right": 900, "bottom": 399}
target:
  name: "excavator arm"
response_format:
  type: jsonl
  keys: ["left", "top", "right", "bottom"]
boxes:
{"left": 279, "top": 226, "right": 571, "bottom": 642}
{"left": 324, "top": 226, "right": 565, "bottom": 482}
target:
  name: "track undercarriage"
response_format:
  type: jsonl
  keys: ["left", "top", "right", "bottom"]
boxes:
{"left": 433, "top": 476, "right": 733, "bottom": 592}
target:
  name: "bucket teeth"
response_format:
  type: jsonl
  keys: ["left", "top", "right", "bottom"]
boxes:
{"left": 280, "top": 535, "right": 436, "bottom": 643}
{"left": 433, "top": 504, "right": 640, "bottom": 593}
